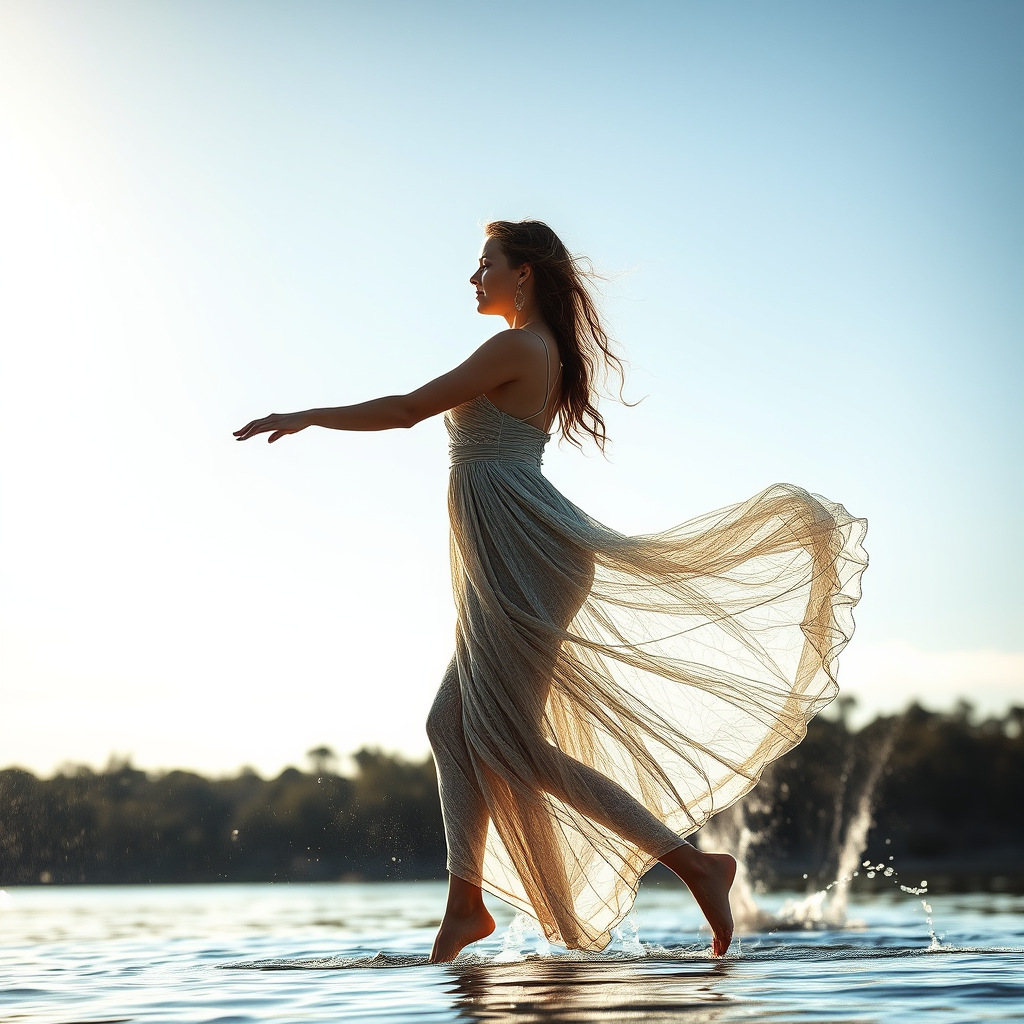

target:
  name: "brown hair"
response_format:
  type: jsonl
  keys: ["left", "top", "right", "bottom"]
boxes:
{"left": 485, "top": 219, "right": 626, "bottom": 452}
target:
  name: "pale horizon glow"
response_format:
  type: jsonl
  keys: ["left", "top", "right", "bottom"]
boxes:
{"left": 1, "top": 0, "right": 1021, "bottom": 778}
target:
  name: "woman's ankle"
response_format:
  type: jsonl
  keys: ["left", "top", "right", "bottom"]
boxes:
{"left": 446, "top": 897, "right": 485, "bottom": 917}
{"left": 660, "top": 842, "right": 709, "bottom": 880}
{"left": 445, "top": 873, "right": 486, "bottom": 916}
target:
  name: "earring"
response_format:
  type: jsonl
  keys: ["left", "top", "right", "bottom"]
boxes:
{"left": 514, "top": 281, "right": 525, "bottom": 311}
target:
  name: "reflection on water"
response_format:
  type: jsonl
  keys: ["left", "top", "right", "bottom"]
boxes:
{"left": 447, "top": 958, "right": 732, "bottom": 1024}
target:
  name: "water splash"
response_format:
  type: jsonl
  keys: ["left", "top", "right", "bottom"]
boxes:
{"left": 772, "top": 756, "right": 884, "bottom": 929}
{"left": 492, "top": 910, "right": 648, "bottom": 962}
{"left": 493, "top": 912, "right": 552, "bottom": 962}
{"left": 697, "top": 718, "right": 925, "bottom": 934}
{"left": 919, "top": 898, "right": 944, "bottom": 950}
{"left": 609, "top": 912, "right": 645, "bottom": 956}
{"left": 818, "top": 724, "right": 898, "bottom": 921}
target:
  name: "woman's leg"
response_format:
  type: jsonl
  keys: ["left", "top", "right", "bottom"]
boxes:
{"left": 426, "top": 658, "right": 496, "bottom": 962}
{"left": 519, "top": 555, "right": 737, "bottom": 953}
{"left": 426, "top": 658, "right": 490, "bottom": 877}
{"left": 518, "top": 642, "right": 737, "bottom": 954}
{"left": 530, "top": 741, "right": 685, "bottom": 854}
{"left": 527, "top": 738, "right": 734, "bottom": 953}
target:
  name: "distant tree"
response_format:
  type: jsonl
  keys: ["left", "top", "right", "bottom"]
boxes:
{"left": 306, "top": 745, "right": 338, "bottom": 776}
{"left": 1007, "top": 707, "right": 1024, "bottom": 739}
{"left": 832, "top": 694, "right": 858, "bottom": 729}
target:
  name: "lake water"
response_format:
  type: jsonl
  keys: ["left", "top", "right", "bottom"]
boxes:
{"left": 1, "top": 880, "right": 1022, "bottom": 1023}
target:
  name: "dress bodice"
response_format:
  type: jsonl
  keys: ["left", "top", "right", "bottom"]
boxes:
{"left": 445, "top": 395, "right": 550, "bottom": 469}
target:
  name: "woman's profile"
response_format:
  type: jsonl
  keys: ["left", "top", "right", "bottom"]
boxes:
{"left": 234, "top": 219, "right": 868, "bottom": 962}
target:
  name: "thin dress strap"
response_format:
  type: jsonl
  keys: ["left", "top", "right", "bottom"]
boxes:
{"left": 519, "top": 329, "right": 561, "bottom": 422}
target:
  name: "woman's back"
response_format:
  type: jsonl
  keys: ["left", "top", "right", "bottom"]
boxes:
{"left": 481, "top": 327, "right": 561, "bottom": 433}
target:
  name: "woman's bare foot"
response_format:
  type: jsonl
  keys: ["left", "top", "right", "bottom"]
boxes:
{"left": 659, "top": 843, "right": 737, "bottom": 956}
{"left": 429, "top": 873, "right": 496, "bottom": 963}
{"left": 429, "top": 905, "right": 496, "bottom": 963}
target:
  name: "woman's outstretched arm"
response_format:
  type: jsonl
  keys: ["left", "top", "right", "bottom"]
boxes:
{"left": 233, "top": 330, "right": 537, "bottom": 443}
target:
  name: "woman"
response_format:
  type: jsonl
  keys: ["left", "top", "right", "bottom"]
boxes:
{"left": 235, "top": 219, "right": 868, "bottom": 962}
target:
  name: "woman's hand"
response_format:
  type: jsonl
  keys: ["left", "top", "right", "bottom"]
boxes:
{"left": 233, "top": 411, "right": 310, "bottom": 443}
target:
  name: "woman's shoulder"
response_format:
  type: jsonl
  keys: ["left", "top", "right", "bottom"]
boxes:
{"left": 482, "top": 326, "right": 551, "bottom": 348}
{"left": 471, "top": 326, "right": 552, "bottom": 366}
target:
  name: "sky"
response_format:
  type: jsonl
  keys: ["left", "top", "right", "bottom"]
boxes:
{"left": 1, "top": 0, "right": 1021, "bottom": 778}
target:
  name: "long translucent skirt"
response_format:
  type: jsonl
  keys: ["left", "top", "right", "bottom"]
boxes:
{"left": 427, "top": 456, "right": 867, "bottom": 951}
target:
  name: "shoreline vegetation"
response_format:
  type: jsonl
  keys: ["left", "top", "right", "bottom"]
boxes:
{"left": 2, "top": 703, "right": 1021, "bottom": 892}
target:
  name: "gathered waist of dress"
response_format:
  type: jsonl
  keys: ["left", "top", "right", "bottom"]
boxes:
{"left": 448, "top": 439, "right": 544, "bottom": 468}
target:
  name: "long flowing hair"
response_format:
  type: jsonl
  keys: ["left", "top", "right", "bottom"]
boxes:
{"left": 485, "top": 219, "right": 627, "bottom": 452}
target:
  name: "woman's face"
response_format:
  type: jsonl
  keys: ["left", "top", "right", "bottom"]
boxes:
{"left": 470, "top": 238, "right": 520, "bottom": 315}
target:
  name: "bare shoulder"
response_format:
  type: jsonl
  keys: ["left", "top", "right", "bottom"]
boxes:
{"left": 462, "top": 329, "right": 547, "bottom": 373}
{"left": 479, "top": 328, "right": 547, "bottom": 354}
{"left": 478, "top": 328, "right": 558, "bottom": 366}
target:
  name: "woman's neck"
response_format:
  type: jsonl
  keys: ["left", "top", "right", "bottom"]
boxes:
{"left": 506, "top": 306, "right": 539, "bottom": 330}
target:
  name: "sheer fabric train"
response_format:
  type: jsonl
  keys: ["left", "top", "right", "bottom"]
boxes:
{"left": 427, "top": 395, "right": 868, "bottom": 951}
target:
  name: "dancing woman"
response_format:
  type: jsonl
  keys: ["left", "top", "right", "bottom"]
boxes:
{"left": 235, "top": 219, "right": 867, "bottom": 962}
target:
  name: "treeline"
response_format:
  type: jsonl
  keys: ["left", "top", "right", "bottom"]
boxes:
{"left": 0, "top": 748, "right": 445, "bottom": 885}
{"left": 1, "top": 703, "right": 1021, "bottom": 887}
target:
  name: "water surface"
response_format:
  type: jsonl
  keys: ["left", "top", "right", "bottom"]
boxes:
{"left": 2, "top": 881, "right": 1021, "bottom": 1022}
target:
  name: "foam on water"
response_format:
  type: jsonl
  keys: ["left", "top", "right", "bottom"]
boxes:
{"left": 221, "top": 938, "right": 1020, "bottom": 972}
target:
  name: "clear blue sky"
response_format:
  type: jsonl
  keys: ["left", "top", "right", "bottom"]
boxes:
{"left": 1, "top": 0, "right": 1021, "bottom": 776}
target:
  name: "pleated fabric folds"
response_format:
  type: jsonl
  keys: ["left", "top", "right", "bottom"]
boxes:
{"left": 427, "top": 395, "right": 868, "bottom": 951}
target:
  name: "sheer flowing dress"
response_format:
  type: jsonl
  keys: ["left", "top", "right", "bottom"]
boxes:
{"left": 427, "top": 376, "right": 868, "bottom": 951}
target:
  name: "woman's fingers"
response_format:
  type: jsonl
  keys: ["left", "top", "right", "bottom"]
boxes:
{"left": 234, "top": 416, "right": 276, "bottom": 440}
{"left": 234, "top": 418, "right": 265, "bottom": 438}
{"left": 235, "top": 414, "right": 301, "bottom": 442}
